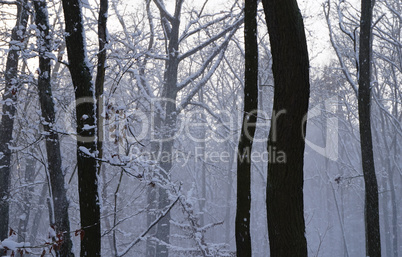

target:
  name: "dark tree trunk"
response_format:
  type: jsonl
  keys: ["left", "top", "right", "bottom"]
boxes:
{"left": 151, "top": 1, "right": 183, "bottom": 256}
{"left": 0, "top": 0, "right": 29, "bottom": 241}
{"left": 61, "top": 0, "right": 101, "bottom": 256}
{"left": 34, "top": 0, "right": 75, "bottom": 255}
{"left": 235, "top": 0, "right": 258, "bottom": 256}
{"left": 262, "top": 0, "right": 310, "bottom": 256}
{"left": 358, "top": 0, "right": 381, "bottom": 256}
{"left": 95, "top": 0, "right": 108, "bottom": 174}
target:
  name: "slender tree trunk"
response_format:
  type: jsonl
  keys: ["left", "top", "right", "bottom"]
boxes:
{"left": 17, "top": 158, "right": 36, "bottom": 243}
{"left": 262, "top": 0, "right": 310, "bottom": 256}
{"left": 34, "top": 0, "right": 75, "bottom": 255}
{"left": 225, "top": 142, "right": 235, "bottom": 245}
{"left": 95, "top": 0, "right": 108, "bottom": 174}
{"left": 61, "top": 0, "right": 101, "bottom": 255}
{"left": 358, "top": 0, "right": 381, "bottom": 256}
{"left": 0, "top": 0, "right": 29, "bottom": 241}
{"left": 29, "top": 182, "right": 48, "bottom": 244}
{"left": 235, "top": 0, "right": 258, "bottom": 256}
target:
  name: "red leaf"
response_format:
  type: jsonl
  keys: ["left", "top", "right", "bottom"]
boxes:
{"left": 80, "top": 230, "right": 85, "bottom": 240}
{"left": 74, "top": 229, "right": 85, "bottom": 240}
{"left": 9, "top": 228, "right": 16, "bottom": 237}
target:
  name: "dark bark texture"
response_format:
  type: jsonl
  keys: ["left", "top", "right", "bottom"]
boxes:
{"left": 0, "top": 0, "right": 29, "bottom": 241}
{"left": 61, "top": 0, "right": 101, "bottom": 256}
{"left": 262, "top": 0, "right": 310, "bottom": 256}
{"left": 95, "top": 0, "right": 108, "bottom": 174}
{"left": 235, "top": 0, "right": 258, "bottom": 256}
{"left": 34, "top": 0, "right": 75, "bottom": 255}
{"left": 358, "top": 0, "right": 381, "bottom": 256}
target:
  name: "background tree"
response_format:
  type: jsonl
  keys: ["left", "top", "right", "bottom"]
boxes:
{"left": 324, "top": 0, "right": 382, "bottom": 255}
{"left": 0, "top": 0, "right": 29, "bottom": 241}
{"left": 34, "top": 0, "right": 75, "bottom": 255}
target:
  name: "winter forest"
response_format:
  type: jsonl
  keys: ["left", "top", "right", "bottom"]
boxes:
{"left": 0, "top": 0, "right": 401, "bottom": 256}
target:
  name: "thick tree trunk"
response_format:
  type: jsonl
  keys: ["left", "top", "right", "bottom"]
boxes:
{"left": 235, "top": 0, "right": 258, "bottom": 256}
{"left": 61, "top": 0, "right": 101, "bottom": 256}
{"left": 358, "top": 0, "right": 381, "bottom": 256}
{"left": 34, "top": 0, "right": 75, "bottom": 255}
{"left": 262, "top": 0, "right": 310, "bottom": 256}
{"left": 0, "top": 0, "right": 29, "bottom": 241}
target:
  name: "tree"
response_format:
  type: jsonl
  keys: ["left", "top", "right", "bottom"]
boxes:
{"left": 61, "top": 0, "right": 101, "bottom": 255}
{"left": 142, "top": 1, "right": 243, "bottom": 255}
{"left": 33, "top": 0, "right": 75, "bottom": 255}
{"left": 324, "top": 0, "right": 382, "bottom": 255}
{"left": 0, "top": 0, "right": 29, "bottom": 241}
{"left": 357, "top": 0, "right": 381, "bottom": 256}
{"left": 262, "top": 0, "right": 310, "bottom": 256}
{"left": 235, "top": 0, "right": 258, "bottom": 256}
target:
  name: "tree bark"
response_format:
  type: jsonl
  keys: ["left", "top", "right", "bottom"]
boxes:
{"left": 262, "top": 0, "right": 310, "bottom": 256}
{"left": 61, "top": 0, "right": 101, "bottom": 255}
{"left": 235, "top": 0, "right": 258, "bottom": 256}
{"left": 0, "top": 0, "right": 29, "bottom": 241}
{"left": 34, "top": 0, "right": 75, "bottom": 255}
{"left": 358, "top": 0, "right": 381, "bottom": 256}
{"left": 152, "top": 1, "right": 183, "bottom": 256}
{"left": 95, "top": 0, "right": 108, "bottom": 174}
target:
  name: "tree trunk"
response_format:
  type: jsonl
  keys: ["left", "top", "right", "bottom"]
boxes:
{"left": 61, "top": 0, "right": 101, "bottom": 255}
{"left": 262, "top": 0, "right": 310, "bottom": 256}
{"left": 358, "top": 0, "right": 381, "bottom": 256}
{"left": 17, "top": 158, "right": 36, "bottom": 243}
{"left": 235, "top": 0, "right": 258, "bottom": 256}
{"left": 0, "top": 0, "right": 29, "bottom": 241}
{"left": 153, "top": 1, "right": 183, "bottom": 256}
{"left": 95, "top": 0, "right": 108, "bottom": 174}
{"left": 34, "top": 0, "right": 75, "bottom": 255}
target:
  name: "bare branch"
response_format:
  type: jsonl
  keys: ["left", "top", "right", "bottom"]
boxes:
{"left": 117, "top": 196, "right": 180, "bottom": 257}
{"left": 153, "top": 0, "right": 174, "bottom": 22}
{"left": 178, "top": 15, "right": 244, "bottom": 61}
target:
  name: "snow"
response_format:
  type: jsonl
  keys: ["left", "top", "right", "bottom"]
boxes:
{"left": 79, "top": 146, "right": 94, "bottom": 157}
{"left": 48, "top": 226, "right": 56, "bottom": 238}
{"left": 0, "top": 234, "right": 30, "bottom": 251}
{"left": 82, "top": 124, "right": 96, "bottom": 130}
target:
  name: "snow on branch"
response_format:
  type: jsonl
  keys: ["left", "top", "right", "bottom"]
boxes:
{"left": 324, "top": 1, "right": 358, "bottom": 95}
{"left": 178, "top": 15, "right": 244, "bottom": 61}
{"left": 0, "top": 0, "right": 18, "bottom": 4}
{"left": 178, "top": 48, "right": 226, "bottom": 111}
{"left": 177, "top": 25, "right": 239, "bottom": 111}
{"left": 179, "top": 13, "right": 232, "bottom": 44}
{"left": 153, "top": 0, "right": 175, "bottom": 22}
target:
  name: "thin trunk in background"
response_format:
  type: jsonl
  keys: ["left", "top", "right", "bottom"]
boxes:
{"left": 95, "top": 0, "right": 108, "bottom": 174}
{"left": 262, "top": 0, "right": 310, "bottom": 255}
{"left": 357, "top": 0, "right": 381, "bottom": 256}
{"left": 34, "top": 0, "right": 75, "bottom": 255}
{"left": 17, "top": 158, "right": 36, "bottom": 243}
{"left": 235, "top": 0, "right": 258, "bottom": 256}
{"left": 61, "top": 0, "right": 101, "bottom": 255}
{"left": 0, "top": 0, "right": 29, "bottom": 241}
